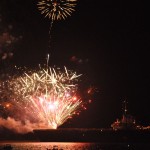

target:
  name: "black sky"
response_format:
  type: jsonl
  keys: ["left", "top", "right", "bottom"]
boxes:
{"left": 0, "top": 0, "right": 150, "bottom": 128}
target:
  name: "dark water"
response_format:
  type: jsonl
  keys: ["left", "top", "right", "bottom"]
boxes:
{"left": 0, "top": 142, "right": 150, "bottom": 150}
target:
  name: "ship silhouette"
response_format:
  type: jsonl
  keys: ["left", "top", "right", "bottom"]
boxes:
{"left": 34, "top": 100, "right": 150, "bottom": 143}
{"left": 111, "top": 100, "right": 142, "bottom": 130}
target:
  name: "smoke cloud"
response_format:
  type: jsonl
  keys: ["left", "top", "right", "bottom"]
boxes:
{"left": 0, "top": 117, "right": 48, "bottom": 134}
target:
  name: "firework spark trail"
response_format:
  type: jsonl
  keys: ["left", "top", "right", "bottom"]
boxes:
{"left": 37, "top": 0, "right": 77, "bottom": 63}
{"left": 37, "top": 0, "right": 77, "bottom": 21}
{"left": 0, "top": 66, "right": 82, "bottom": 130}
{"left": 11, "top": 67, "right": 80, "bottom": 97}
{"left": 48, "top": 21, "right": 53, "bottom": 55}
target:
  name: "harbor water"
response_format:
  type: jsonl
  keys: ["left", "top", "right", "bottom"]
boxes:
{"left": 0, "top": 142, "right": 150, "bottom": 150}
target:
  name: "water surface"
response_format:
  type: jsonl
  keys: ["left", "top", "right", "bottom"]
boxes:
{"left": 0, "top": 142, "right": 150, "bottom": 150}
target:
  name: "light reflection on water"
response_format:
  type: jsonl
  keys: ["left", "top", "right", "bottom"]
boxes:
{"left": 0, "top": 142, "right": 98, "bottom": 150}
{"left": 0, "top": 142, "right": 150, "bottom": 150}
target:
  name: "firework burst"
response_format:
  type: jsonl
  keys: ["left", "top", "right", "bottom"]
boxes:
{"left": 37, "top": 0, "right": 77, "bottom": 21}
{"left": 2, "top": 66, "right": 82, "bottom": 129}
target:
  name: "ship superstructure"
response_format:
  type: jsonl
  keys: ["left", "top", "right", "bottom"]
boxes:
{"left": 111, "top": 100, "right": 141, "bottom": 130}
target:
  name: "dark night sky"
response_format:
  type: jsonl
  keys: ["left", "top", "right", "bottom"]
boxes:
{"left": 0, "top": 0, "right": 150, "bottom": 128}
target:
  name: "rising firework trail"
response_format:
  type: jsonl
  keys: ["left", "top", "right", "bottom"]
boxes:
{"left": 37, "top": 0, "right": 77, "bottom": 55}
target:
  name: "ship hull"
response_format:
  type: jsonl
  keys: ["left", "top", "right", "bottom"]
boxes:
{"left": 33, "top": 128, "right": 150, "bottom": 143}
